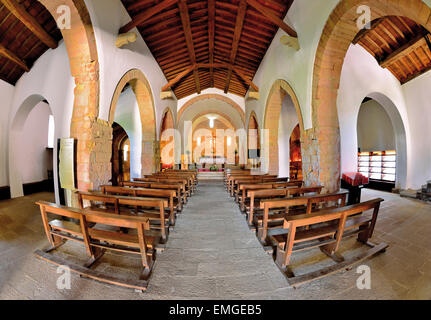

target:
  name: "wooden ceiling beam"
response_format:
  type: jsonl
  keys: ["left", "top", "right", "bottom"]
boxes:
{"left": 178, "top": 0, "right": 200, "bottom": 94}
{"left": 233, "top": 67, "right": 258, "bottom": 92}
{"left": 120, "top": 0, "right": 179, "bottom": 33}
{"left": 208, "top": 0, "right": 215, "bottom": 87}
{"left": 224, "top": 0, "right": 247, "bottom": 93}
{"left": 245, "top": 0, "right": 297, "bottom": 38}
{"left": 0, "top": 0, "right": 57, "bottom": 49}
{"left": 380, "top": 32, "right": 429, "bottom": 69}
{"left": 162, "top": 62, "right": 258, "bottom": 92}
{"left": 0, "top": 43, "right": 29, "bottom": 71}
{"left": 353, "top": 19, "right": 386, "bottom": 45}
{"left": 162, "top": 64, "right": 195, "bottom": 91}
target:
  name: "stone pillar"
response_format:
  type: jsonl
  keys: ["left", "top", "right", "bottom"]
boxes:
{"left": 300, "top": 128, "right": 320, "bottom": 188}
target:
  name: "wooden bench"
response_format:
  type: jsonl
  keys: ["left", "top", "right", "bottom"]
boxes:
{"left": 122, "top": 181, "right": 186, "bottom": 206}
{"left": 143, "top": 174, "right": 195, "bottom": 194}
{"left": 35, "top": 201, "right": 156, "bottom": 291}
{"left": 100, "top": 185, "right": 178, "bottom": 225}
{"left": 234, "top": 177, "right": 293, "bottom": 202}
{"left": 237, "top": 181, "right": 303, "bottom": 210}
{"left": 269, "top": 198, "right": 387, "bottom": 287}
{"left": 136, "top": 177, "right": 192, "bottom": 197}
{"left": 258, "top": 191, "right": 347, "bottom": 243}
{"left": 225, "top": 173, "right": 255, "bottom": 191}
{"left": 229, "top": 175, "right": 280, "bottom": 196}
{"left": 77, "top": 192, "right": 169, "bottom": 242}
{"left": 247, "top": 186, "right": 323, "bottom": 228}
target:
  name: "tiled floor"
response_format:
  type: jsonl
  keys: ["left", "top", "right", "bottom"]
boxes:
{"left": 0, "top": 182, "right": 430, "bottom": 300}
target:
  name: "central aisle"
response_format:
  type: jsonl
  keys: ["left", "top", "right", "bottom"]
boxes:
{"left": 147, "top": 180, "right": 288, "bottom": 299}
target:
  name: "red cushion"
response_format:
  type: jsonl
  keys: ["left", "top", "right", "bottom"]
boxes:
{"left": 342, "top": 173, "right": 369, "bottom": 186}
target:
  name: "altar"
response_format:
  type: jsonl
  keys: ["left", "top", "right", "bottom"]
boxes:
{"left": 199, "top": 156, "right": 226, "bottom": 165}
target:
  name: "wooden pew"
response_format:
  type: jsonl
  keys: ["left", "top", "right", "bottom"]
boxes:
{"left": 224, "top": 172, "right": 253, "bottom": 189}
{"left": 237, "top": 180, "right": 303, "bottom": 207}
{"left": 229, "top": 175, "right": 279, "bottom": 196}
{"left": 143, "top": 174, "right": 195, "bottom": 194}
{"left": 233, "top": 177, "right": 291, "bottom": 201}
{"left": 238, "top": 181, "right": 303, "bottom": 211}
{"left": 247, "top": 186, "right": 323, "bottom": 228}
{"left": 136, "top": 177, "right": 192, "bottom": 197}
{"left": 100, "top": 185, "right": 177, "bottom": 225}
{"left": 122, "top": 181, "right": 186, "bottom": 206}
{"left": 35, "top": 201, "right": 155, "bottom": 291}
{"left": 77, "top": 192, "right": 169, "bottom": 243}
{"left": 258, "top": 191, "right": 347, "bottom": 243}
{"left": 270, "top": 198, "right": 387, "bottom": 287}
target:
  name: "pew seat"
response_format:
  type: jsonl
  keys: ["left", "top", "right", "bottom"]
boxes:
{"left": 269, "top": 198, "right": 388, "bottom": 287}
{"left": 35, "top": 201, "right": 157, "bottom": 291}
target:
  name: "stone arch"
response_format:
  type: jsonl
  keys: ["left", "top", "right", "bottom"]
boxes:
{"left": 160, "top": 107, "right": 176, "bottom": 169}
{"left": 39, "top": 0, "right": 102, "bottom": 192}
{"left": 109, "top": 69, "right": 157, "bottom": 175}
{"left": 9, "top": 95, "right": 56, "bottom": 199}
{"left": 364, "top": 93, "right": 408, "bottom": 189}
{"left": 247, "top": 111, "right": 260, "bottom": 166}
{"left": 313, "top": 0, "right": 431, "bottom": 192}
{"left": 263, "top": 79, "right": 304, "bottom": 175}
{"left": 192, "top": 110, "right": 238, "bottom": 130}
{"left": 178, "top": 94, "right": 245, "bottom": 124}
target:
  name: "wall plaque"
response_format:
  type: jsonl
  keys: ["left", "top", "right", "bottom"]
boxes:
{"left": 59, "top": 138, "right": 76, "bottom": 190}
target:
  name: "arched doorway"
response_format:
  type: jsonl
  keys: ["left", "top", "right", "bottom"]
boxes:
{"left": 109, "top": 69, "right": 157, "bottom": 178}
{"left": 313, "top": 0, "right": 431, "bottom": 192}
{"left": 289, "top": 124, "right": 302, "bottom": 181}
{"left": 356, "top": 94, "right": 407, "bottom": 190}
{"left": 247, "top": 112, "right": 260, "bottom": 169}
{"left": 177, "top": 94, "right": 246, "bottom": 169}
{"left": 160, "top": 108, "right": 175, "bottom": 170}
{"left": 9, "top": 95, "right": 56, "bottom": 199}
{"left": 263, "top": 80, "right": 304, "bottom": 176}
{"left": 111, "top": 123, "right": 131, "bottom": 185}
{"left": 192, "top": 113, "right": 237, "bottom": 169}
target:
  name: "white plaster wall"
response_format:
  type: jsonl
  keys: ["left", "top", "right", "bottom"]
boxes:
{"left": 0, "top": 80, "right": 14, "bottom": 187}
{"left": 357, "top": 100, "right": 396, "bottom": 152}
{"left": 278, "top": 95, "right": 299, "bottom": 178}
{"left": 402, "top": 70, "right": 431, "bottom": 188}
{"left": 7, "top": 42, "right": 75, "bottom": 202}
{"left": 245, "top": 0, "right": 340, "bottom": 131}
{"left": 84, "top": 0, "right": 177, "bottom": 139}
{"left": 18, "top": 102, "right": 52, "bottom": 183}
{"left": 114, "top": 87, "right": 142, "bottom": 180}
{"left": 337, "top": 44, "right": 411, "bottom": 189}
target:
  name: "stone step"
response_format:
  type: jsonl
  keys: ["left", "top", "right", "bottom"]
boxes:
{"left": 197, "top": 172, "right": 224, "bottom": 180}
{"left": 400, "top": 189, "right": 419, "bottom": 199}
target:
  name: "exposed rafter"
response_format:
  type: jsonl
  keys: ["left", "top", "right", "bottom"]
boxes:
{"left": 178, "top": 0, "right": 200, "bottom": 94}
{"left": 162, "top": 65, "right": 195, "bottom": 91}
{"left": 0, "top": 43, "right": 29, "bottom": 71}
{"left": 0, "top": 0, "right": 58, "bottom": 49}
{"left": 224, "top": 0, "right": 247, "bottom": 93}
{"left": 232, "top": 67, "right": 258, "bottom": 92}
{"left": 121, "top": 0, "right": 294, "bottom": 98}
{"left": 246, "top": 0, "right": 297, "bottom": 38}
{"left": 352, "top": 18, "right": 385, "bottom": 44}
{"left": 208, "top": 0, "right": 215, "bottom": 87}
{"left": 161, "top": 63, "right": 258, "bottom": 92}
{"left": 119, "top": 0, "right": 179, "bottom": 33}
{"left": 380, "top": 32, "right": 430, "bottom": 68}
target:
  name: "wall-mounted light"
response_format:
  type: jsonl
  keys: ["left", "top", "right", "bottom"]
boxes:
{"left": 123, "top": 144, "right": 129, "bottom": 161}
{"left": 207, "top": 116, "right": 216, "bottom": 129}
{"left": 227, "top": 136, "right": 232, "bottom": 146}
